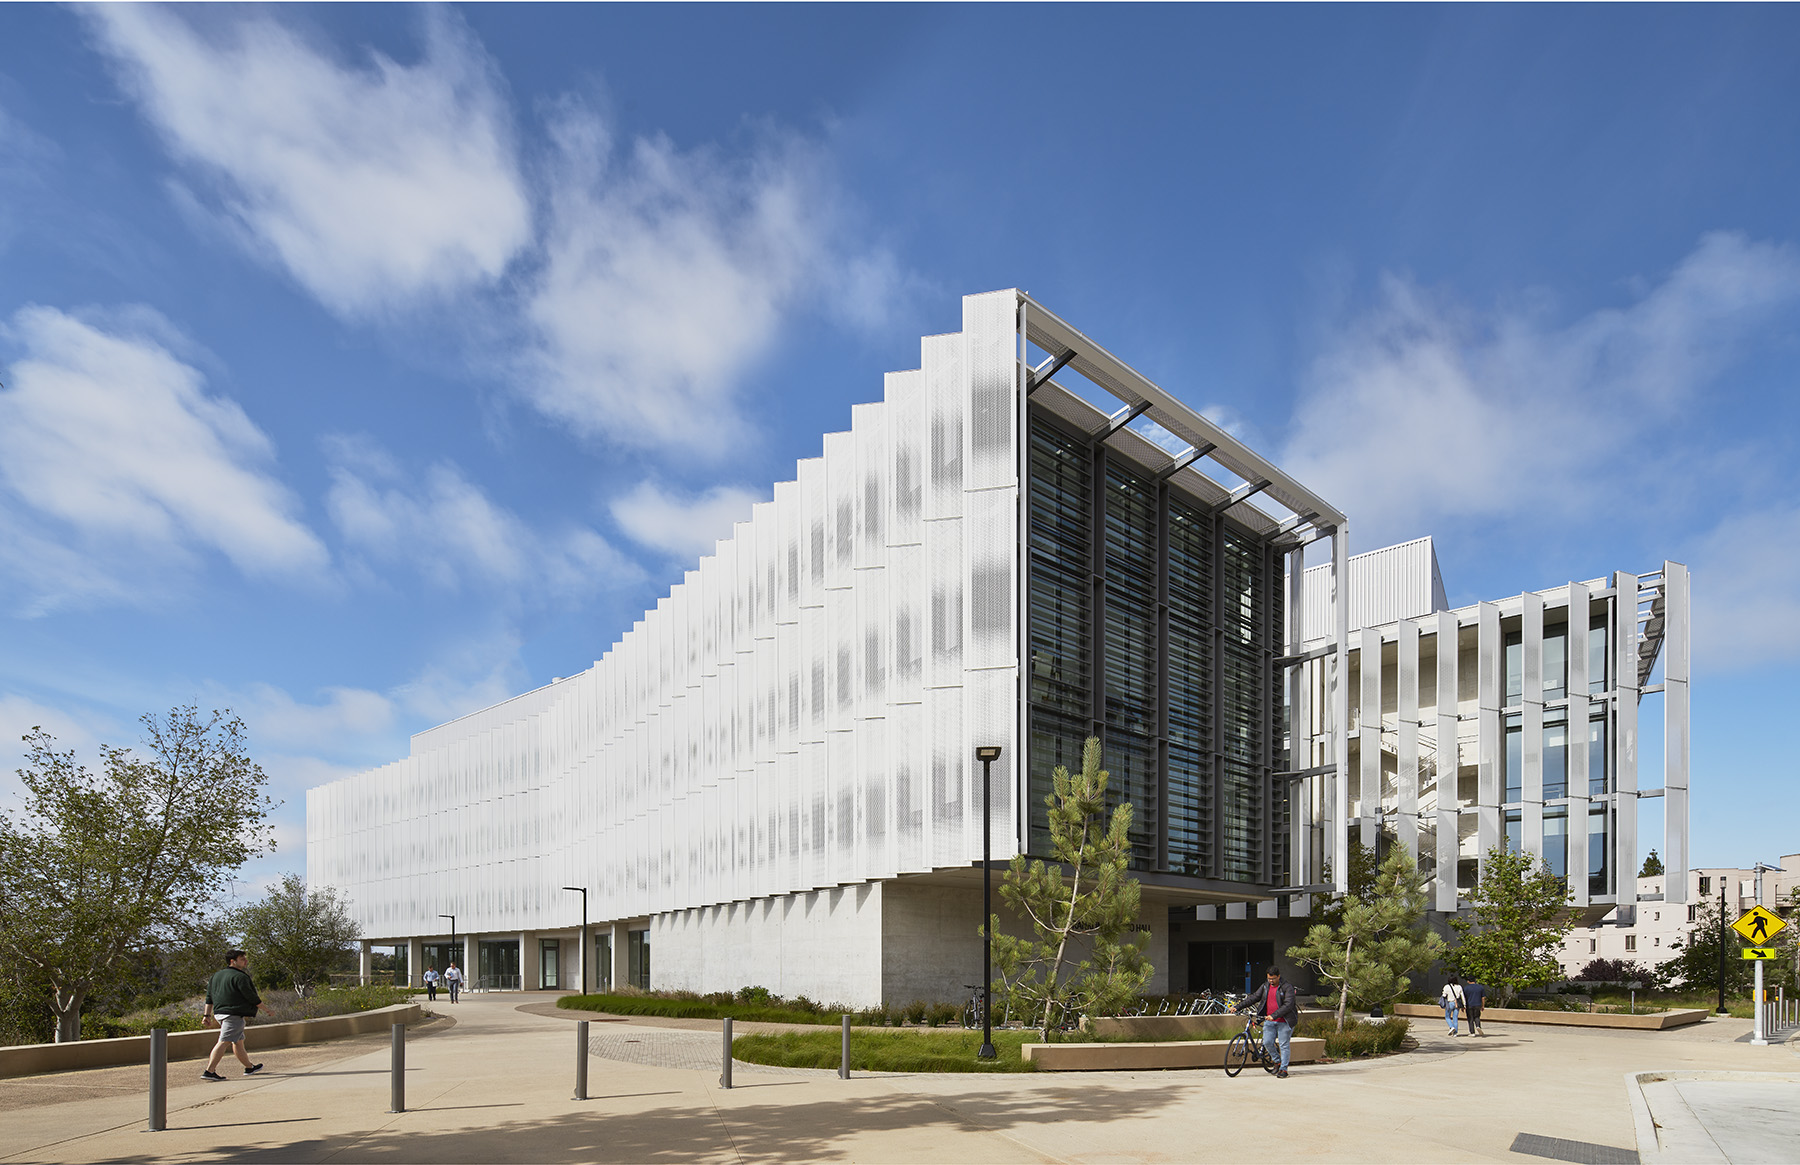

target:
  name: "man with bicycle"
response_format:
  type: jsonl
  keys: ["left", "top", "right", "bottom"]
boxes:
{"left": 1235, "top": 965, "right": 1300, "bottom": 1078}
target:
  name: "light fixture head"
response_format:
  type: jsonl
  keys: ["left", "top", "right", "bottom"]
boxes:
{"left": 975, "top": 746, "right": 1002, "bottom": 763}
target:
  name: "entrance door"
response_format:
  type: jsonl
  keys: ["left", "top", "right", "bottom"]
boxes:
{"left": 594, "top": 934, "right": 612, "bottom": 993}
{"left": 1187, "top": 941, "right": 1276, "bottom": 993}
{"left": 479, "top": 939, "right": 521, "bottom": 989}
{"left": 539, "top": 939, "right": 560, "bottom": 989}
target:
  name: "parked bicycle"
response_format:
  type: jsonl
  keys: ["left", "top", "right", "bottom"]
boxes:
{"left": 961, "top": 985, "right": 987, "bottom": 1030}
{"left": 1222, "top": 1015, "right": 1280, "bottom": 1077}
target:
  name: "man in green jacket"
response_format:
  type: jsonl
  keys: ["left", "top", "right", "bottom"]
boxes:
{"left": 201, "top": 949, "right": 268, "bottom": 1080}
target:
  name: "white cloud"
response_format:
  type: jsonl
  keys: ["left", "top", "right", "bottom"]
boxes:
{"left": 1282, "top": 233, "right": 1800, "bottom": 548}
{"left": 0, "top": 305, "right": 327, "bottom": 613}
{"left": 1687, "top": 506, "right": 1800, "bottom": 673}
{"left": 237, "top": 683, "right": 396, "bottom": 754}
{"left": 521, "top": 104, "right": 890, "bottom": 456}
{"left": 609, "top": 480, "right": 762, "bottom": 562}
{"left": 324, "top": 435, "right": 637, "bottom": 597}
{"left": 88, "top": 6, "right": 531, "bottom": 317}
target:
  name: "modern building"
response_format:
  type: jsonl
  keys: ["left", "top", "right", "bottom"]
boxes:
{"left": 1182, "top": 538, "right": 1692, "bottom": 993}
{"left": 309, "top": 289, "right": 1693, "bottom": 1005}
{"left": 309, "top": 290, "right": 1354, "bottom": 1005}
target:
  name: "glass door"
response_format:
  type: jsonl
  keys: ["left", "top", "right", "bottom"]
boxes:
{"left": 539, "top": 939, "right": 560, "bottom": 989}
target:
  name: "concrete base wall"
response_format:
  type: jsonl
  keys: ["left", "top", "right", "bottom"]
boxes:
{"left": 651, "top": 885, "right": 885, "bottom": 1006}
{"left": 644, "top": 875, "right": 1173, "bottom": 1008}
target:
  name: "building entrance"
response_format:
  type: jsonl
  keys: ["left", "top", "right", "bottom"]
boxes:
{"left": 1187, "top": 941, "right": 1275, "bottom": 995}
{"left": 539, "top": 938, "right": 560, "bottom": 989}
{"left": 479, "top": 939, "right": 521, "bottom": 990}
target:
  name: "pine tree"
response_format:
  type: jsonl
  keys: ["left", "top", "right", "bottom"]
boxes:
{"left": 990, "top": 738, "right": 1153, "bottom": 1042}
{"left": 1289, "top": 847, "right": 1446, "bottom": 1031}
{"left": 1639, "top": 850, "right": 1664, "bottom": 878}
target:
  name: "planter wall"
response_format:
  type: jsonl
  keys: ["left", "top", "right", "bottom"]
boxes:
{"left": 1023, "top": 1036, "right": 1326, "bottom": 1071}
{"left": 1392, "top": 1002, "right": 1707, "bottom": 1030}
{"left": 0, "top": 1003, "right": 424, "bottom": 1078}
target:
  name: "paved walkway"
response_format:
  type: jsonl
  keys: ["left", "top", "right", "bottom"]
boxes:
{"left": 0, "top": 993, "right": 1794, "bottom": 1163}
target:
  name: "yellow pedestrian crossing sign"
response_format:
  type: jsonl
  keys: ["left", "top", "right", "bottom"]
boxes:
{"left": 1741, "top": 948, "right": 1778, "bottom": 960}
{"left": 1731, "top": 905, "right": 1787, "bottom": 945}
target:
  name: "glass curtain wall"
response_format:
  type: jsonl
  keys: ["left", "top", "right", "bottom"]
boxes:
{"left": 1026, "top": 413, "right": 1283, "bottom": 883}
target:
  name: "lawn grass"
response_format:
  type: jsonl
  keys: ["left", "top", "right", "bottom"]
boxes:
{"left": 732, "top": 1028, "right": 1040, "bottom": 1073}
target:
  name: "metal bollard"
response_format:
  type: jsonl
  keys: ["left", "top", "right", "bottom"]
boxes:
{"left": 389, "top": 1023, "right": 406, "bottom": 1113}
{"left": 574, "top": 1020, "right": 589, "bottom": 1101}
{"left": 148, "top": 1028, "right": 167, "bottom": 1132}
{"left": 720, "top": 1017, "right": 732, "bottom": 1089}
{"left": 839, "top": 1014, "right": 851, "bottom": 1080}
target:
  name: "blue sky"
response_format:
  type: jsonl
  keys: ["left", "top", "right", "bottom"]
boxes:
{"left": 2, "top": 4, "right": 1797, "bottom": 898}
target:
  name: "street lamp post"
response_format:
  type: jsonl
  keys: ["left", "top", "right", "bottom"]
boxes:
{"left": 975, "top": 745, "right": 1002, "bottom": 1061}
{"left": 562, "top": 887, "right": 589, "bottom": 995}
{"left": 438, "top": 914, "right": 457, "bottom": 992}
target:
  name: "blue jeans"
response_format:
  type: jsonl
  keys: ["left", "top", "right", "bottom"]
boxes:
{"left": 1262, "top": 1020, "right": 1292, "bottom": 1070}
{"left": 1443, "top": 1001, "right": 1458, "bottom": 1033}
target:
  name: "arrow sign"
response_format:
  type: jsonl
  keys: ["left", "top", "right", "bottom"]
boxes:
{"left": 1741, "top": 947, "right": 1778, "bottom": 960}
{"left": 1731, "top": 905, "right": 1787, "bottom": 945}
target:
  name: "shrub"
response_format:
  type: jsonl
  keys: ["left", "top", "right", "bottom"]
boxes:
{"left": 733, "top": 1028, "right": 1037, "bottom": 1073}
{"left": 902, "top": 1000, "right": 928, "bottom": 1025}
{"left": 926, "top": 1002, "right": 959, "bottom": 1027}
{"left": 1298, "top": 1014, "right": 1409, "bottom": 1059}
{"left": 558, "top": 991, "right": 851, "bottom": 1025}
{"left": 1573, "top": 958, "right": 1662, "bottom": 987}
{"left": 737, "top": 985, "right": 772, "bottom": 1005}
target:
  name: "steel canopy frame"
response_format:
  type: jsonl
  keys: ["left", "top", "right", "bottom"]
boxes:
{"left": 1018, "top": 293, "right": 1348, "bottom": 536}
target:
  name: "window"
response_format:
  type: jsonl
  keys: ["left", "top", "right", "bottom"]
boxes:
{"left": 1544, "top": 808, "right": 1568, "bottom": 884}
{"left": 1699, "top": 876, "right": 1711, "bottom": 895}
{"left": 1654, "top": 937, "right": 1660, "bottom": 947}
{"left": 1625, "top": 935, "right": 1636, "bottom": 952}
{"left": 1688, "top": 905, "right": 1699, "bottom": 923}
{"left": 1654, "top": 911, "right": 1660, "bottom": 922}
{"left": 1505, "top": 631, "right": 1523, "bottom": 707}
{"left": 628, "top": 929, "right": 651, "bottom": 990}
{"left": 1588, "top": 617, "right": 1608, "bottom": 694}
{"left": 1588, "top": 715, "right": 1608, "bottom": 795}
{"left": 1544, "top": 716, "right": 1567, "bottom": 799}
{"left": 1589, "top": 938, "right": 1597, "bottom": 953}
{"left": 1505, "top": 714, "right": 1523, "bottom": 802}
{"left": 1505, "top": 809, "right": 1522, "bottom": 855}
{"left": 1544, "top": 625, "right": 1567, "bottom": 700}
{"left": 594, "top": 934, "right": 613, "bottom": 993}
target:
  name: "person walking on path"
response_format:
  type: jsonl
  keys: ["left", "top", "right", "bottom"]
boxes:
{"left": 201, "top": 950, "right": 267, "bottom": 1080}
{"left": 444, "top": 961, "right": 464, "bottom": 1003}
{"left": 423, "top": 966, "right": 439, "bottom": 1002}
{"left": 1461, "top": 978, "right": 1486, "bottom": 1036}
{"left": 1234, "top": 965, "right": 1301, "bottom": 1078}
{"left": 1441, "top": 975, "right": 1466, "bottom": 1036}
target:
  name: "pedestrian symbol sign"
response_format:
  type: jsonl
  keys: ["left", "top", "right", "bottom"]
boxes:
{"left": 1731, "top": 905, "right": 1787, "bottom": 945}
{"left": 1741, "top": 948, "right": 1778, "bottom": 960}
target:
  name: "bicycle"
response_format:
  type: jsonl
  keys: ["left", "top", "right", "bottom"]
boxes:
{"left": 961, "top": 985, "right": 987, "bottom": 1030}
{"left": 1222, "top": 1015, "right": 1280, "bottom": 1077}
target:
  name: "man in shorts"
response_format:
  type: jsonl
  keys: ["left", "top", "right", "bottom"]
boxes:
{"left": 201, "top": 949, "right": 268, "bottom": 1080}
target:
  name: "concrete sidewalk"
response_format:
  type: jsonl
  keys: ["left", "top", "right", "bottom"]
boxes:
{"left": 2, "top": 993, "right": 1795, "bottom": 1163}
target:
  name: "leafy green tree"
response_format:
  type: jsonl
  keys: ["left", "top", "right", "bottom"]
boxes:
{"left": 1290, "top": 847, "right": 1446, "bottom": 1031}
{"left": 236, "top": 873, "right": 361, "bottom": 994}
{"left": 990, "top": 737, "right": 1152, "bottom": 1041}
{"left": 0, "top": 708, "right": 275, "bottom": 1041}
{"left": 1639, "top": 850, "right": 1664, "bottom": 878}
{"left": 1448, "top": 846, "right": 1573, "bottom": 1005}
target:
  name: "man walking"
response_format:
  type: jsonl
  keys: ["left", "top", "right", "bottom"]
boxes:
{"left": 444, "top": 960, "right": 463, "bottom": 1003}
{"left": 1461, "top": 978, "right": 1487, "bottom": 1036}
{"left": 201, "top": 950, "right": 267, "bottom": 1080}
{"left": 423, "top": 965, "right": 439, "bottom": 1002}
{"left": 1235, "top": 965, "right": 1301, "bottom": 1078}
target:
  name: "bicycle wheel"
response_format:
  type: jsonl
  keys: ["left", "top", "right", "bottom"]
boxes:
{"left": 1223, "top": 1033, "right": 1251, "bottom": 1077}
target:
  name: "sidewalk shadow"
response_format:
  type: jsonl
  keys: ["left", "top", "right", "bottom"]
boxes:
{"left": 80, "top": 1083, "right": 1173, "bottom": 1163}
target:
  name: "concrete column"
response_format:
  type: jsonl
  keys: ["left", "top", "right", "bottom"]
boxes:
{"left": 1476, "top": 601, "right": 1502, "bottom": 880}
{"left": 358, "top": 940, "right": 372, "bottom": 985}
{"left": 1434, "top": 610, "right": 1460, "bottom": 913}
{"left": 1662, "top": 561, "right": 1690, "bottom": 903}
{"left": 406, "top": 937, "right": 423, "bottom": 989}
{"left": 520, "top": 930, "right": 535, "bottom": 990}
{"left": 576, "top": 924, "right": 587, "bottom": 994}
{"left": 464, "top": 933, "right": 479, "bottom": 989}
{"left": 612, "top": 921, "right": 629, "bottom": 990}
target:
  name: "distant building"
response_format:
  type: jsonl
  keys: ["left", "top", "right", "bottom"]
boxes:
{"left": 1558, "top": 855, "right": 1800, "bottom": 978}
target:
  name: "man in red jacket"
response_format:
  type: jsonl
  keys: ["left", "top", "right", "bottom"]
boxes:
{"left": 1235, "top": 965, "right": 1301, "bottom": 1078}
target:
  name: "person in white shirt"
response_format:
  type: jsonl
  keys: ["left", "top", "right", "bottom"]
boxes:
{"left": 422, "top": 966, "right": 439, "bottom": 1002}
{"left": 444, "top": 962, "right": 464, "bottom": 1003}
{"left": 1440, "top": 975, "right": 1466, "bottom": 1036}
